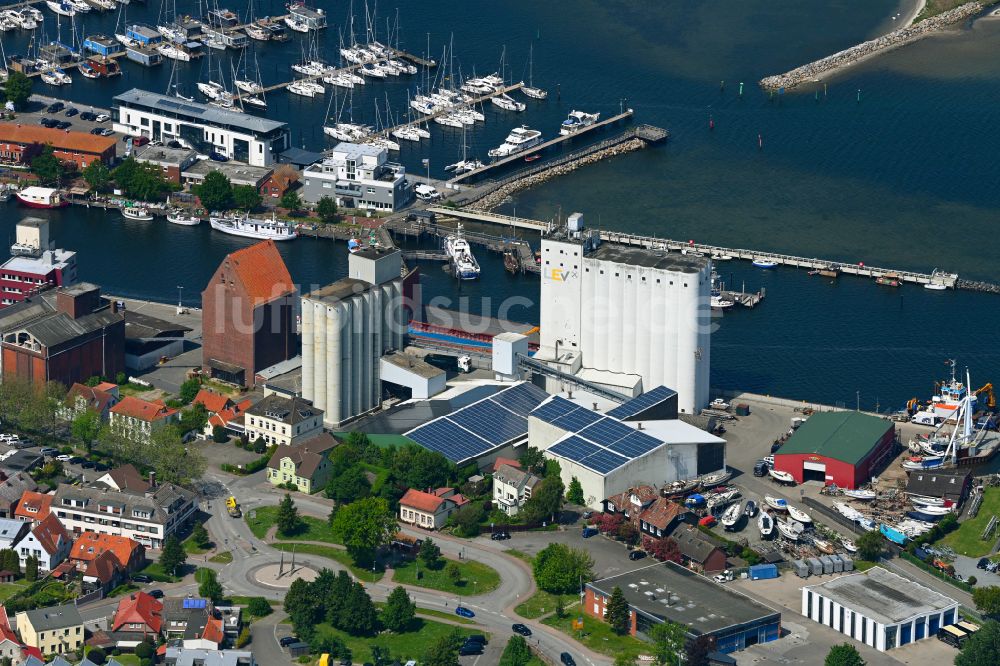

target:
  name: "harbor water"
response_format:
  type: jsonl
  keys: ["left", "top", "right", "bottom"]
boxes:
{"left": 4, "top": 0, "right": 1000, "bottom": 409}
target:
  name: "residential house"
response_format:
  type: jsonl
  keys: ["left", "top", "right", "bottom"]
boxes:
{"left": 193, "top": 390, "right": 252, "bottom": 440}
{"left": 109, "top": 396, "right": 179, "bottom": 442}
{"left": 0, "top": 473, "right": 38, "bottom": 518}
{"left": 164, "top": 647, "right": 255, "bottom": 666}
{"left": 398, "top": 488, "right": 468, "bottom": 530}
{"left": 244, "top": 395, "right": 323, "bottom": 447}
{"left": 673, "top": 527, "right": 728, "bottom": 573}
{"left": 492, "top": 464, "right": 541, "bottom": 517}
{"left": 81, "top": 550, "right": 125, "bottom": 593}
{"left": 160, "top": 598, "right": 224, "bottom": 647}
{"left": 265, "top": 433, "right": 337, "bottom": 493}
{"left": 0, "top": 606, "right": 27, "bottom": 662}
{"left": 16, "top": 514, "right": 72, "bottom": 571}
{"left": 51, "top": 482, "right": 197, "bottom": 549}
{"left": 0, "top": 518, "right": 30, "bottom": 551}
{"left": 58, "top": 382, "right": 120, "bottom": 422}
{"left": 111, "top": 591, "right": 162, "bottom": 640}
{"left": 636, "top": 498, "right": 691, "bottom": 540}
{"left": 14, "top": 491, "right": 54, "bottom": 526}
{"left": 214, "top": 606, "right": 241, "bottom": 643}
{"left": 602, "top": 486, "right": 659, "bottom": 519}
{"left": 15, "top": 604, "right": 84, "bottom": 656}
{"left": 70, "top": 532, "right": 145, "bottom": 574}
{"left": 94, "top": 464, "right": 152, "bottom": 494}
{"left": 492, "top": 457, "right": 521, "bottom": 474}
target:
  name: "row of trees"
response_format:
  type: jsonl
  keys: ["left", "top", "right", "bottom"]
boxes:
{"left": 94, "top": 422, "right": 206, "bottom": 486}
{"left": 0, "top": 378, "right": 67, "bottom": 435}
{"left": 3, "top": 71, "right": 32, "bottom": 111}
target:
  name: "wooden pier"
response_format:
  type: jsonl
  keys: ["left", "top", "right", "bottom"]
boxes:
{"left": 422, "top": 207, "right": 1000, "bottom": 293}
{"left": 448, "top": 109, "right": 635, "bottom": 184}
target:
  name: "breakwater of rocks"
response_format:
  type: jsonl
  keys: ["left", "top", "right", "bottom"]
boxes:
{"left": 469, "top": 137, "right": 646, "bottom": 211}
{"left": 759, "top": 2, "right": 984, "bottom": 91}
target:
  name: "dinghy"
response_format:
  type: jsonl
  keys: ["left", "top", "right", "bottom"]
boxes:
{"left": 787, "top": 505, "right": 812, "bottom": 524}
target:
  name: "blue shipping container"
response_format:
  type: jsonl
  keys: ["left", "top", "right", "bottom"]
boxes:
{"left": 749, "top": 564, "right": 779, "bottom": 580}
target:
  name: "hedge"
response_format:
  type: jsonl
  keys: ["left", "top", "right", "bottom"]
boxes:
{"left": 222, "top": 445, "right": 277, "bottom": 475}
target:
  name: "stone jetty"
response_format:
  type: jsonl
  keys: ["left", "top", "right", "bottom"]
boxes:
{"left": 759, "top": 2, "right": 984, "bottom": 91}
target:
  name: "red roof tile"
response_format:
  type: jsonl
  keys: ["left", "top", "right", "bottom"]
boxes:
{"left": 638, "top": 498, "right": 689, "bottom": 531}
{"left": 193, "top": 389, "right": 232, "bottom": 414}
{"left": 492, "top": 457, "right": 521, "bottom": 473}
{"left": 65, "top": 383, "right": 116, "bottom": 414}
{"left": 0, "top": 124, "right": 118, "bottom": 154}
{"left": 223, "top": 240, "right": 295, "bottom": 306}
{"left": 85, "top": 550, "right": 122, "bottom": 584}
{"left": 110, "top": 396, "right": 178, "bottom": 422}
{"left": 71, "top": 532, "right": 142, "bottom": 569}
{"left": 113, "top": 591, "right": 163, "bottom": 634}
{"left": 201, "top": 615, "right": 225, "bottom": 644}
{"left": 14, "top": 491, "right": 53, "bottom": 523}
{"left": 399, "top": 489, "right": 447, "bottom": 514}
{"left": 31, "top": 513, "right": 69, "bottom": 555}
{"left": 208, "top": 399, "right": 252, "bottom": 428}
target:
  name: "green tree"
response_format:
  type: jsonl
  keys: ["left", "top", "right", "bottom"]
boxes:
{"left": 824, "top": 643, "right": 865, "bottom": 666}
{"left": 522, "top": 474, "right": 565, "bottom": 524}
{"left": 606, "top": 586, "right": 630, "bottom": 635}
{"left": 112, "top": 157, "right": 175, "bottom": 201}
{"left": 649, "top": 622, "right": 686, "bottom": 666}
{"left": 276, "top": 493, "right": 302, "bottom": 536}
{"left": 178, "top": 402, "right": 208, "bottom": 434}
{"left": 498, "top": 635, "right": 532, "bottom": 666}
{"left": 554, "top": 594, "right": 565, "bottom": 619}
{"left": 30, "top": 145, "right": 65, "bottom": 186}
{"left": 82, "top": 159, "right": 111, "bottom": 193}
{"left": 423, "top": 629, "right": 463, "bottom": 666}
{"left": 381, "top": 585, "right": 415, "bottom": 633}
{"left": 197, "top": 568, "right": 224, "bottom": 601}
{"left": 956, "top": 620, "right": 1000, "bottom": 666}
{"left": 284, "top": 577, "right": 322, "bottom": 630}
{"left": 325, "top": 465, "right": 371, "bottom": 504}
{"left": 566, "top": 477, "right": 585, "bottom": 506}
{"left": 330, "top": 496, "right": 397, "bottom": 565}
{"left": 232, "top": 184, "right": 263, "bottom": 210}
{"left": 519, "top": 447, "right": 545, "bottom": 475}
{"left": 212, "top": 425, "right": 228, "bottom": 443}
{"left": 159, "top": 534, "right": 187, "bottom": 575}
{"left": 973, "top": 586, "right": 1000, "bottom": 616}
{"left": 855, "top": 530, "right": 884, "bottom": 562}
{"left": 195, "top": 170, "right": 234, "bottom": 211}
{"left": 445, "top": 561, "right": 462, "bottom": 584}
{"left": 338, "top": 582, "right": 381, "bottom": 637}
{"left": 87, "top": 647, "right": 106, "bottom": 665}
{"left": 246, "top": 597, "right": 272, "bottom": 618}
{"left": 191, "top": 522, "right": 210, "bottom": 550}
{"left": 447, "top": 501, "right": 485, "bottom": 537}
{"left": 532, "top": 543, "right": 594, "bottom": 594}
{"left": 24, "top": 555, "right": 38, "bottom": 582}
{"left": 3, "top": 71, "right": 32, "bottom": 110}
{"left": 134, "top": 641, "right": 154, "bottom": 660}
{"left": 419, "top": 538, "right": 442, "bottom": 569}
{"left": 0, "top": 550, "right": 20, "bottom": 576}
{"left": 235, "top": 626, "right": 251, "bottom": 648}
{"left": 316, "top": 195, "right": 338, "bottom": 224}
{"left": 179, "top": 378, "right": 201, "bottom": 404}
{"left": 280, "top": 189, "right": 302, "bottom": 212}
{"left": 70, "top": 409, "right": 101, "bottom": 452}
{"left": 149, "top": 426, "right": 206, "bottom": 485}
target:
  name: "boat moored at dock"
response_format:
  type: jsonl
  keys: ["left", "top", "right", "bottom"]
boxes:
{"left": 16, "top": 187, "right": 68, "bottom": 209}
{"left": 209, "top": 212, "right": 297, "bottom": 241}
{"left": 122, "top": 206, "right": 154, "bottom": 221}
{"left": 444, "top": 225, "right": 480, "bottom": 280}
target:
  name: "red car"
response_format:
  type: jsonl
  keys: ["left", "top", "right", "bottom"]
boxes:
{"left": 699, "top": 515, "right": 717, "bottom": 527}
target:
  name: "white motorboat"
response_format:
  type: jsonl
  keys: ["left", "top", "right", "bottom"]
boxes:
{"left": 758, "top": 512, "right": 774, "bottom": 538}
{"left": 40, "top": 69, "right": 71, "bottom": 86}
{"left": 711, "top": 253, "right": 734, "bottom": 261}
{"left": 753, "top": 258, "right": 779, "bottom": 269}
{"left": 720, "top": 502, "right": 743, "bottom": 531}
{"left": 909, "top": 504, "right": 952, "bottom": 516}
{"left": 787, "top": 505, "right": 812, "bottom": 524}
{"left": 434, "top": 114, "right": 464, "bottom": 129}
{"left": 833, "top": 502, "right": 864, "bottom": 522}
{"left": 287, "top": 81, "right": 316, "bottom": 97}
{"left": 445, "top": 224, "right": 480, "bottom": 280}
{"left": 769, "top": 469, "right": 796, "bottom": 485}
{"left": 842, "top": 489, "right": 877, "bottom": 501}
{"left": 243, "top": 95, "right": 267, "bottom": 109}
{"left": 444, "top": 159, "right": 484, "bottom": 175}
{"left": 367, "top": 137, "right": 399, "bottom": 152}
{"left": 560, "top": 110, "right": 600, "bottom": 136}
{"left": 157, "top": 24, "right": 184, "bottom": 41}
{"left": 245, "top": 25, "right": 269, "bottom": 41}
{"left": 491, "top": 93, "right": 525, "bottom": 112}
{"left": 711, "top": 294, "right": 735, "bottom": 309}
{"left": 79, "top": 63, "right": 100, "bottom": 79}
{"left": 777, "top": 519, "right": 804, "bottom": 541}
{"left": 284, "top": 16, "right": 309, "bottom": 33}
{"left": 67, "top": 0, "right": 90, "bottom": 12}
{"left": 116, "top": 33, "right": 139, "bottom": 48}
{"left": 908, "top": 494, "right": 949, "bottom": 507}
{"left": 699, "top": 469, "right": 733, "bottom": 488}
{"left": 488, "top": 126, "right": 542, "bottom": 158}
{"left": 360, "top": 62, "right": 388, "bottom": 78}
{"left": 840, "top": 537, "right": 858, "bottom": 553}
{"left": 210, "top": 212, "right": 297, "bottom": 241}
{"left": 166, "top": 210, "right": 200, "bottom": 226}
{"left": 197, "top": 80, "right": 226, "bottom": 100}
{"left": 924, "top": 283, "right": 948, "bottom": 291}
{"left": 303, "top": 80, "right": 325, "bottom": 94}
{"left": 764, "top": 495, "right": 788, "bottom": 512}
{"left": 122, "top": 206, "right": 154, "bottom": 221}
{"left": 235, "top": 78, "right": 264, "bottom": 94}
{"left": 203, "top": 35, "right": 226, "bottom": 50}
{"left": 392, "top": 126, "right": 423, "bottom": 142}
{"left": 25, "top": 7, "right": 44, "bottom": 21}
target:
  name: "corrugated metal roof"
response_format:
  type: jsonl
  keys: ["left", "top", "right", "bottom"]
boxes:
{"left": 777, "top": 411, "right": 893, "bottom": 466}
{"left": 115, "top": 88, "right": 287, "bottom": 134}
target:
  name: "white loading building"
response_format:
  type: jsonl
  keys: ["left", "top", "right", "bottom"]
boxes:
{"left": 536, "top": 217, "right": 712, "bottom": 414}
{"left": 300, "top": 248, "right": 405, "bottom": 427}
{"left": 112, "top": 89, "right": 290, "bottom": 166}
{"left": 528, "top": 390, "right": 726, "bottom": 510}
{"left": 801, "top": 567, "right": 959, "bottom": 652}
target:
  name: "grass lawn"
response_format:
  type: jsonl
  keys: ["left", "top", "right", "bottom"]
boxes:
{"left": 183, "top": 535, "right": 211, "bottom": 555}
{"left": 392, "top": 558, "right": 500, "bottom": 596}
{"left": 271, "top": 543, "right": 384, "bottom": 583}
{"left": 138, "top": 561, "right": 182, "bottom": 583}
{"left": 210, "top": 551, "right": 234, "bottom": 564}
{"left": 853, "top": 560, "right": 879, "bottom": 572}
{"left": 312, "top": 617, "right": 479, "bottom": 664}
{"left": 504, "top": 548, "right": 534, "bottom": 564}
{"left": 246, "top": 505, "right": 341, "bottom": 544}
{"left": 226, "top": 595, "right": 278, "bottom": 607}
{"left": 940, "top": 488, "right": 1000, "bottom": 556}
{"left": 109, "top": 582, "right": 141, "bottom": 597}
{"left": 515, "top": 590, "right": 566, "bottom": 619}
{"left": 542, "top": 613, "right": 648, "bottom": 658}
{"left": 0, "top": 581, "right": 29, "bottom": 603}
{"left": 371, "top": 601, "right": 476, "bottom": 626}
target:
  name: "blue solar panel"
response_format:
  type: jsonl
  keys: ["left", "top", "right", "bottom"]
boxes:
{"left": 551, "top": 407, "right": 603, "bottom": 432}
{"left": 530, "top": 397, "right": 578, "bottom": 424}
{"left": 491, "top": 383, "right": 548, "bottom": 416}
{"left": 580, "top": 449, "right": 630, "bottom": 474}
{"left": 450, "top": 399, "right": 528, "bottom": 445}
{"left": 548, "top": 435, "right": 602, "bottom": 462}
{"left": 607, "top": 385, "right": 677, "bottom": 420}
{"left": 407, "top": 418, "right": 492, "bottom": 462}
{"left": 607, "top": 431, "right": 662, "bottom": 458}
{"left": 578, "top": 418, "right": 635, "bottom": 445}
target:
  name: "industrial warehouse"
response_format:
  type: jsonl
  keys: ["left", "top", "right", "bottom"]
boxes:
{"left": 772, "top": 411, "right": 896, "bottom": 488}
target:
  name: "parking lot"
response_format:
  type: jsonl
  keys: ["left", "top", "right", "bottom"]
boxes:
{"left": 14, "top": 94, "right": 117, "bottom": 139}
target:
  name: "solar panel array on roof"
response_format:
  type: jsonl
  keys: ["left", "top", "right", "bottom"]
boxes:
{"left": 606, "top": 385, "right": 678, "bottom": 420}
{"left": 405, "top": 383, "right": 549, "bottom": 462}
{"left": 183, "top": 598, "right": 208, "bottom": 609}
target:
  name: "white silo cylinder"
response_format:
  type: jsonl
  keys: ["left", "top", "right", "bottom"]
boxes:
{"left": 329, "top": 303, "right": 343, "bottom": 425}
{"left": 301, "top": 297, "right": 315, "bottom": 402}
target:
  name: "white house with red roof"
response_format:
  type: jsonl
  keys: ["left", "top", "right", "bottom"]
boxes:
{"left": 16, "top": 514, "right": 72, "bottom": 571}
{"left": 109, "top": 396, "right": 179, "bottom": 442}
{"left": 398, "top": 488, "right": 468, "bottom": 530}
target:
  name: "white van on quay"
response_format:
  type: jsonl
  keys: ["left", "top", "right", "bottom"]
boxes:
{"left": 414, "top": 184, "right": 441, "bottom": 201}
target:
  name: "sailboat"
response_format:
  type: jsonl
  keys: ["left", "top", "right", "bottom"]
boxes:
{"left": 757, "top": 512, "right": 774, "bottom": 538}
{"left": 445, "top": 124, "right": 484, "bottom": 174}
{"left": 521, "top": 43, "right": 546, "bottom": 99}
{"left": 234, "top": 47, "right": 266, "bottom": 108}
{"left": 720, "top": 501, "right": 743, "bottom": 531}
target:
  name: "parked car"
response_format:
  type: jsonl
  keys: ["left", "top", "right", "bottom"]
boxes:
{"left": 582, "top": 511, "right": 593, "bottom": 519}
{"left": 458, "top": 642, "right": 483, "bottom": 656}
{"left": 81, "top": 461, "right": 96, "bottom": 469}
{"left": 454, "top": 606, "right": 475, "bottom": 618}
{"left": 95, "top": 462, "right": 110, "bottom": 471}
{"left": 47, "top": 102, "right": 64, "bottom": 113}
{"left": 56, "top": 121, "right": 71, "bottom": 130}
{"left": 713, "top": 570, "right": 734, "bottom": 583}
{"left": 209, "top": 152, "right": 229, "bottom": 162}
{"left": 95, "top": 113, "right": 110, "bottom": 122}
{"left": 464, "top": 635, "right": 487, "bottom": 646}
{"left": 167, "top": 140, "right": 183, "bottom": 148}
{"left": 89, "top": 128, "right": 104, "bottom": 135}
{"left": 628, "top": 550, "right": 646, "bottom": 561}
{"left": 512, "top": 623, "right": 532, "bottom": 637}
{"left": 40, "top": 447, "right": 59, "bottom": 456}
{"left": 56, "top": 454, "right": 72, "bottom": 462}
{"left": 131, "top": 573, "right": 152, "bottom": 583}
{"left": 977, "top": 558, "right": 990, "bottom": 570}
{"left": 581, "top": 527, "right": 598, "bottom": 538}
{"left": 770, "top": 441, "right": 783, "bottom": 454}
{"left": 753, "top": 462, "right": 769, "bottom": 477}
{"left": 99, "top": 128, "right": 114, "bottom": 137}
{"left": 763, "top": 455, "right": 775, "bottom": 466}
{"left": 147, "top": 589, "right": 164, "bottom": 599}
{"left": 39, "top": 118, "right": 53, "bottom": 128}
{"left": 278, "top": 636, "right": 299, "bottom": 647}
{"left": 69, "top": 457, "right": 85, "bottom": 464}
{"left": 560, "top": 653, "right": 577, "bottom": 666}
{"left": 699, "top": 515, "right": 717, "bottom": 527}
{"left": 65, "top": 107, "right": 78, "bottom": 117}
{"left": 79, "top": 111, "right": 96, "bottom": 121}
{"left": 490, "top": 531, "right": 510, "bottom": 541}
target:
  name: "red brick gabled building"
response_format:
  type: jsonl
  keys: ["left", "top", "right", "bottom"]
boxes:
{"left": 112, "top": 591, "right": 163, "bottom": 638}
{"left": 201, "top": 241, "right": 299, "bottom": 387}
{"left": 0, "top": 124, "right": 117, "bottom": 168}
